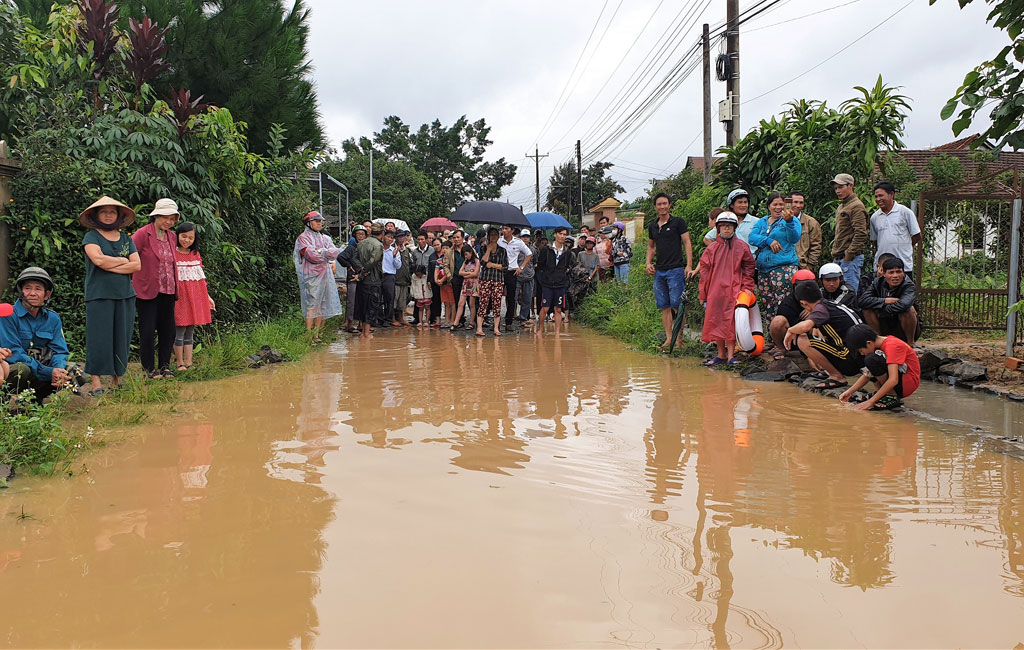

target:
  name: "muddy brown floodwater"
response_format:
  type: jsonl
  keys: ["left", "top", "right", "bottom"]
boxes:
{"left": 2, "top": 329, "right": 1024, "bottom": 648}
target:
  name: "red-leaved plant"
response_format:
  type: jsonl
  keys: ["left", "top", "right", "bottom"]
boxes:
{"left": 76, "top": 0, "right": 120, "bottom": 81}
{"left": 125, "top": 16, "right": 170, "bottom": 93}
{"left": 167, "top": 88, "right": 207, "bottom": 138}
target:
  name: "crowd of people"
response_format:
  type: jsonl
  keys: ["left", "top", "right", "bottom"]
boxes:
{"left": 310, "top": 212, "right": 636, "bottom": 339}
{"left": 1, "top": 173, "right": 925, "bottom": 415}
{"left": 0, "top": 196, "right": 214, "bottom": 399}
{"left": 691, "top": 173, "right": 922, "bottom": 411}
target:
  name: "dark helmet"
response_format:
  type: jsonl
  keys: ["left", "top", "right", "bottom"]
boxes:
{"left": 16, "top": 267, "right": 54, "bottom": 293}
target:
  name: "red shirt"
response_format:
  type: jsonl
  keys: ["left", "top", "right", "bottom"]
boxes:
{"left": 880, "top": 336, "right": 920, "bottom": 397}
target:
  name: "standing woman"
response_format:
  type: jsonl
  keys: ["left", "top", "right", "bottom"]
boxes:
{"left": 476, "top": 227, "right": 508, "bottom": 337}
{"left": 748, "top": 192, "right": 802, "bottom": 321}
{"left": 172, "top": 222, "right": 215, "bottom": 371}
{"left": 293, "top": 211, "right": 342, "bottom": 342}
{"left": 345, "top": 226, "right": 368, "bottom": 333}
{"left": 133, "top": 198, "right": 180, "bottom": 378}
{"left": 80, "top": 196, "right": 141, "bottom": 396}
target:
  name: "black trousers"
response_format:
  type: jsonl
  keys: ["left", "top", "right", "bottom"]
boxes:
{"left": 451, "top": 276, "right": 464, "bottom": 324}
{"left": 503, "top": 270, "right": 519, "bottom": 326}
{"left": 381, "top": 274, "right": 396, "bottom": 325}
{"left": 429, "top": 280, "right": 442, "bottom": 323}
{"left": 136, "top": 293, "right": 176, "bottom": 372}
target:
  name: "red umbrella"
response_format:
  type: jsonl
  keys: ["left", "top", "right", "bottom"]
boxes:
{"left": 421, "top": 217, "right": 458, "bottom": 232}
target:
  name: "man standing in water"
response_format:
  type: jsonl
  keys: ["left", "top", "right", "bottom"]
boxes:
{"left": 499, "top": 224, "right": 532, "bottom": 331}
{"left": 355, "top": 224, "right": 384, "bottom": 338}
{"left": 536, "top": 225, "right": 574, "bottom": 335}
{"left": 646, "top": 192, "right": 695, "bottom": 349}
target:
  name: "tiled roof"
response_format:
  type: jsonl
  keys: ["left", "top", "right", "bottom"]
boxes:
{"left": 888, "top": 148, "right": 1024, "bottom": 181}
{"left": 931, "top": 134, "right": 980, "bottom": 151}
{"left": 587, "top": 196, "right": 622, "bottom": 212}
{"left": 685, "top": 156, "right": 724, "bottom": 170}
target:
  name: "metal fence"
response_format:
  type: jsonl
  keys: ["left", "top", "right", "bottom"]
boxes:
{"left": 914, "top": 166, "right": 1022, "bottom": 350}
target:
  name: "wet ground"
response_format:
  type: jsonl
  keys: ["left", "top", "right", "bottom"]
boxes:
{"left": 2, "top": 327, "right": 1023, "bottom": 648}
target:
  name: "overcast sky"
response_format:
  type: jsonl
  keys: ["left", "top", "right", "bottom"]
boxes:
{"left": 305, "top": 0, "right": 1004, "bottom": 209}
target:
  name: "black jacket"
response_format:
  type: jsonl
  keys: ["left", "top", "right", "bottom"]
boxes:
{"left": 858, "top": 275, "right": 916, "bottom": 316}
{"left": 536, "top": 244, "right": 575, "bottom": 288}
{"left": 339, "top": 243, "right": 362, "bottom": 276}
{"left": 823, "top": 282, "right": 859, "bottom": 311}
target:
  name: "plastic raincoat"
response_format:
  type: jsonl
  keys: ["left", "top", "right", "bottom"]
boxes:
{"left": 698, "top": 233, "right": 756, "bottom": 342}
{"left": 293, "top": 227, "right": 343, "bottom": 320}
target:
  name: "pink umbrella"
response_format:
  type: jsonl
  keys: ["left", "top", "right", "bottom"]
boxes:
{"left": 421, "top": 217, "right": 458, "bottom": 232}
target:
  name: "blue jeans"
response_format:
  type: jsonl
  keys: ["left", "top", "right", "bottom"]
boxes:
{"left": 614, "top": 263, "right": 630, "bottom": 284}
{"left": 838, "top": 255, "right": 864, "bottom": 292}
{"left": 653, "top": 267, "right": 686, "bottom": 311}
{"left": 517, "top": 279, "right": 534, "bottom": 319}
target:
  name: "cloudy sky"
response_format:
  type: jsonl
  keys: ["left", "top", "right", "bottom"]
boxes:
{"left": 305, "top": 0, "right": 1004, "bottom": 209}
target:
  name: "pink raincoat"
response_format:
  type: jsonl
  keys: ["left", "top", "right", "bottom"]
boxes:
{"left": 699, "top": 234, "right": 755, "bottom": 343}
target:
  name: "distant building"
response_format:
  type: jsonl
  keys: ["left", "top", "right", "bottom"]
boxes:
{"left": 584, "top": 196, "right": 622, "bottom": 229}
{"left": 881, "top": 135, "right": 1024, "bottom": 182}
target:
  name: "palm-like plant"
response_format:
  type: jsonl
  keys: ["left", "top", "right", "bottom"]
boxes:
{"left": 166, "top": 88, "right": 207, "bottom": 138}
{"left": 125, "top": 17, "right": 170, "bottom": 94}
{"left": 839, "top": 75, "right": 911, "bottom": 173}
{"left": 76, "top": 0, "right": 120, "bottom": 81}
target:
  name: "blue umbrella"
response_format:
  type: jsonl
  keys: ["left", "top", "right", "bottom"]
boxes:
{"left": 524, "top": 212, "right": 573, "bottom": 229}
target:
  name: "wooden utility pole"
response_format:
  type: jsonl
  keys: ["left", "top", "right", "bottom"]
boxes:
{"left": 576, "top": 140, "right": 583, "bottom": 223}
{"left": 725, "top": 0, "right": 740, "bottom": 146}
{"left": 702, "top": 23, "right": 712, "bottom": 183}
{"left": 527, "top": 146, "right": 549, "bottom": 212}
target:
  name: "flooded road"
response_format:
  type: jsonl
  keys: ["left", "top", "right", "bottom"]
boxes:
{"left": 2, "top": 329, "right": 1023, "bottom": 648}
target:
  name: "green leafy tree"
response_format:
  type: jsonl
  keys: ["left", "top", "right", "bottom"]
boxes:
{"left": 543, "top": 160, "right": 625, "bottom": 219}
{"left": 344, "top": 115, "right": 517, "bottom": 210}
{"left": 319, "top": 154, "right": 444, "bottom": 232}
{"left": 935, "top": 0, "right": 1024, "bottom": 149}
{"left": 839, "top": 76, "right": 912, "bottom": 172}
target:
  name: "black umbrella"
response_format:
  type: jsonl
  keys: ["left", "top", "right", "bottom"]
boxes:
{"left": 451, "top": 201, "right": 531, "bottom": 228}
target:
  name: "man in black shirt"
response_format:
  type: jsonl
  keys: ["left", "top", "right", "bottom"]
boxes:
{"left": 783, "top": 282, "right": 864, "bottom": 388}
{"left": 536, "top": 226, "right": 574, "bottom": 335}
{"left": 645, "top": 193, "right": 694, "bottom": 348}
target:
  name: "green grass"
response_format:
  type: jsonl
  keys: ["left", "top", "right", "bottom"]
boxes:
{"left": 576, "top": 265, "right": 706, "bottom": 358}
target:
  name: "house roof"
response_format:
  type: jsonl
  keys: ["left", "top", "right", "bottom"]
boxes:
{"left": 882, "top": 137, "right": 1024, "bottom": 182}
{"left": 684, "top": 156, "right": 724, "bottom": 171}
{"left": 587, "top": 196, "right": 622, "bottom": 212}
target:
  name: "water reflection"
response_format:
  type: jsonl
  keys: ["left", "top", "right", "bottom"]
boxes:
{"left": 0, "top": 368, "right": 336, "bottom": 648}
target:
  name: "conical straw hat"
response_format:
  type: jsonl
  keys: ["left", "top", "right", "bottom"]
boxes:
{"left": 79, "top": 196, "right": 136, "bottom": 229}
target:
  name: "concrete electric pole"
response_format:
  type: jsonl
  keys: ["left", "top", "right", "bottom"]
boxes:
{"left": 527, "top": 146, "right": 549, "bottom": 212}
{"left": 576, "top": 140, "right": 583, "bottom": 223}
{"left": 702, "top": 23, "right": 712, "bottom": 184}
{"left": 725, "top": 0, "right": 740, "bottom": 146}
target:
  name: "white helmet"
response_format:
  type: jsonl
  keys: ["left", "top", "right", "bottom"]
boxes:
{"left": 715, "top": 211, "right": 739, "bottom": 226}
{"left": 818, "top": 262, "right": 844, "bottom": 279}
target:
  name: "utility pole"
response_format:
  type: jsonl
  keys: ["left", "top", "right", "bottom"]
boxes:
{"left": 576, "top": 140, "right": 583, "bottom": 223}
{"left": 526, "top": 146, "right": 549, "bottom": 212}
{"left": 725, "top": 0, "right": 740, "bottom": 146}
{"left": 702, "top": 23, "right": 712, "bottom": 184}
{"left": 369, "top": 149, "right": 374, "bottom": 221}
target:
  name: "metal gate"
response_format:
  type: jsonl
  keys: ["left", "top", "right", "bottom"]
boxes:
{"left": 914, "top": 165, "right": 1022, "bottom": 348}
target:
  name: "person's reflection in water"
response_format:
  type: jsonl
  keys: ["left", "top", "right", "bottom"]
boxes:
{"left": 449, "top": 336, "right": 530, "bottom": 474}
{"left": 533, "top": 335, "right": 577, "bottom": 438}
{"left": 998, "top": 454, "right": 1024, "bottom": 597}
{"left": 645, "top": 366, "right": 691, "bottom": 505}
{"left": 177, "top": 423, "right": 214, "bottom": 500}
{"left": 693, "top": 380, "right": 782, "bottom": 649}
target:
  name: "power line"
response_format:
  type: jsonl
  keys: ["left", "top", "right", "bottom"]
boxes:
{"left": 742, "top": 0, "right": 913, "bottom": 106}
{"left": 535, "top": 0, "right": 625, "bottom": 145}
{"left": 744, "top": 0, "right": 863, "bottom": 33}
{"left": 530, "top": 0, "right": 611, "bottom": 147}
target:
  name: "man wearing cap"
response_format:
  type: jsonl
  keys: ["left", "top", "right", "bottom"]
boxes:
{"left": 790, "top": 192, "right": 822, "bottom": 271}
{"left": 498, "top": 224, "right": 532, "bottom": 330}
{"left": 392, "top": 231, "right": 413, "bottom": 326}
{"left": 870, "top": 180, "right": 921, "bottom": 279}
{"left": 355, "top": 224, "right": 385, "bottom": 337}
{"left": 516, "top": 229, "right": 537, "bottom": 324}
{"left": 829, "top": 173, "right": 869, "bottom": 292}
{"left": 379, "top": 230, "right": 402, "bottom": 327}
{"left": 819, "top": 262, "right": 859, "bottom": 310}
{"left": 0, "top": 267, "right": 72, "bottom": 398}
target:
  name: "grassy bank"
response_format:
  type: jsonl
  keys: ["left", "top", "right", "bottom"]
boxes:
{"left": 1, "top": 314, "right": 333, "bottom": 480}
{"left": 576, "top": 264, "right": 706, "bottom": 357}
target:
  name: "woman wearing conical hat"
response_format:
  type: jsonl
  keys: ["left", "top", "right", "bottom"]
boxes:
{"left": 80, "top": 196, "right": 140, "bottom": 397}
